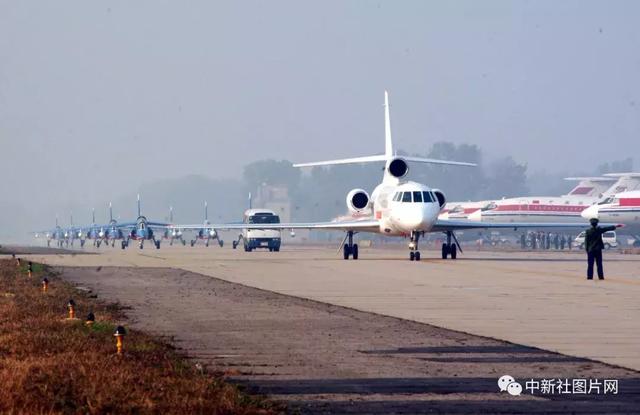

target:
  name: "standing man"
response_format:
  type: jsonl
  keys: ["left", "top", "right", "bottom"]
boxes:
{"left": 585, "top": 218, "right": 621, "bottom": 280}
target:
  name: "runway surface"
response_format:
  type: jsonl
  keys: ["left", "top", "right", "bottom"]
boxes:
{"left": 56, "top": 264, "right": 639, "bottom": 413}
{"left": 9, "top": 244, "right": 640, "bottom": 412}
{"left": 21, "top": 245, "right": 640, "bottom": 371}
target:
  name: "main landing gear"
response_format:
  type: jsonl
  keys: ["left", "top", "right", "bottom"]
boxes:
{"left": 343, "top": 231, "right": 359, "bottom": 260}
{"left": 441, "top": 231, "right": 458, "bottom": 260}
{"left": 137, "top": 238, "right": 161, "bottom": 249}
{"left": 232, "top": 234, "right": 242, "bottom": 250}
{"left": 204, "top": 236, "right": 224, "bottom": 248}
{"left": 170, "top": 237, "right": 186, "bottom": 246}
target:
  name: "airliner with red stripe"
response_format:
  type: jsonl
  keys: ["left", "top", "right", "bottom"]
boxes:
{"left": 441, "top": 177, "right": 616, "bottom": 221}
{"left": 581, "top": 191, "right": 640, "bottom": 245}
{"left": 442, "top": 173, "right": 640, "bottom": 225}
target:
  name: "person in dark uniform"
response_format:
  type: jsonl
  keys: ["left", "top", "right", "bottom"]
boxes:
{"left": 585, "top": 218, "right": 620, "bottom": 280}
{"left": 560, "top": 235, "right": 566, "bottom": 250}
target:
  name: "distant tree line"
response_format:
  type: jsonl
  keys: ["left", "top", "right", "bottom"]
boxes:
{"left": 242, "top": 142, "right": 532, "bottom": 221}
{"left": 241, "top": 143, "right": 633, "bottom": 222}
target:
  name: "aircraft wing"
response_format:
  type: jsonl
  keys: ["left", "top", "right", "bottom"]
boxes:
{"left": 170, "top": 219, "right": 380, "bottom": 232}
{"left": 432, "top": 219, "right": 594, "bottom": 232}
{"left": 114, "top": 221, "right": 170, "bottom": 229}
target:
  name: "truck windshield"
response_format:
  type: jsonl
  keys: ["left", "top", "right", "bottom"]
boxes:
{"left": 249, "top": 214, "right": 280, "bottom": 224}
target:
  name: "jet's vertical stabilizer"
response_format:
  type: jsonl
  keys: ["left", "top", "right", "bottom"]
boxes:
{"left": 563, "top": 177, "right": 616, "bottom": 198}
{"left": 602, "top": 173, "right": 640, "bottom": 197}
{"left": 384, "top": 90, "right": 393, "bottom": 160}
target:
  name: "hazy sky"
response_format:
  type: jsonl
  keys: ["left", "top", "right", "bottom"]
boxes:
{"left": 2, "top": 1, "right": 640, "bottom": 213}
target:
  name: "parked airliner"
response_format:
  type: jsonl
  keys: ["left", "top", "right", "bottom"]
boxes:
{"left": 581, "top": 189, "right": 640, "bottom": 246}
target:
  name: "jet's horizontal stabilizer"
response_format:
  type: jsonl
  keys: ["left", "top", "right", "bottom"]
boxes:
{"left": 293, "top": 155, "right": 476, "bottom": 168}
{"left": 402, "top": 156, "right": 476, "bottom": 167}
{"left": 293, "top": 155, "right": 387, "bottom": 168}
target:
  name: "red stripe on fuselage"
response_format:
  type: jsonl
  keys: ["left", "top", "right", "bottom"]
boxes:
{"left": 620, "top": 198, "right": 640, "bottom": 207}
{"left": 492, "top": 204, "right": 586, "bottom": 213}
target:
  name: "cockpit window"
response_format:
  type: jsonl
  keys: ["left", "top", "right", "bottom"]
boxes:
{"left": 393, "top": 192, "right": 401, "bottom": 202}
{"left": 402, "top": 192, "right": 412, "bottom": 202}
{"left": 598, "top": 197, "right": 614, "bottom": 205}
{"left": 483, "top": 202, "right": 498, "bottom": 211}
{"left": 413, "top": 191, "right": 423, "bottom": 203}
{"left": 422, "top": 191, "right": 434, "bottom": 203}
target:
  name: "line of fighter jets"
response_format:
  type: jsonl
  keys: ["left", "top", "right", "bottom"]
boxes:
{"left": 35, "top": 197, "right": 223, "bottom": 250}
{"left": 34, "top": 91, "right": 635, "bottom": 260}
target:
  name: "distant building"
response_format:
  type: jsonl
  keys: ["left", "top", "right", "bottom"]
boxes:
{"left": 254, "top": 184, "right": 291, "bottom": 222}
{"left": 254, "top": 184, "right": 309, "bottom": 242}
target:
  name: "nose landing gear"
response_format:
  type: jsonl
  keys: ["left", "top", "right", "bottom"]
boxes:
{"left": 409, "top": 231, "right": 421, "bottom": 261}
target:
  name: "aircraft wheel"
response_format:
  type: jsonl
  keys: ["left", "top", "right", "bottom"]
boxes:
{"left": 410, "top": 251, "right": 415, "bottom": 261}
{"left": 352, "top": 244, "right": 359, "bottom": 260}
{"left": 139, "top": 243, "right": 143, "bottom": 250}
{"left": 441, "top": 243, "right": 449, "bottom": 259}
{"left": 182, "top": 239, "right": 186, "bottom": 246}
{"left": 205, "top": 241, "right": 209, "bottom": 247}
{"left": 121, "top": 241, "right": 126, "bottom": 250}
{"left": 232, "top": 241, "right": 237, "bottom": 249}
{"left": 97, "top": 240, "right": 101, "bottom": 248}
{"left": 450, "top": 244, "right": 457, "bottom": 259}
{"left": 415, "top": 251, "right": 421, "bottom": 261}
{"left": 155, "top": 240, "right": 161, "bottom": 249}
{"left": 190, "top": 240, "right": 195, "bottom": 247}
{"left": 269, "top": 247, "right": 273, "bottom": 252}
{"left": 80, "top": 240, "right": 85, "bottom": 248}
{"left": 274, "top": 247, "right": 280, "bottom": 252}
{"left": 343, "top": 244, "right": 351, "bottom": 260}
{"left": 219, "top": 240, "right": 224, "bottom": 248}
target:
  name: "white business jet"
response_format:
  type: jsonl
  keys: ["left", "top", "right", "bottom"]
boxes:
{"left": 172, "top": 91, "right": 588, "bottom": 261}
